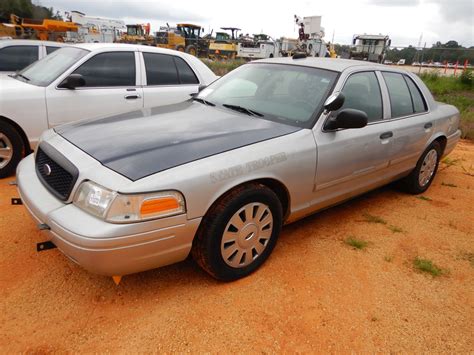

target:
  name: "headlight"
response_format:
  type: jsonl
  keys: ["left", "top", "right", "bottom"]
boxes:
{"left": 73, "top": 181, "right": 186, "bottom": 223}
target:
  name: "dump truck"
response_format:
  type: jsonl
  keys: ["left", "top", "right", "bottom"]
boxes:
{"left": 349, "top": 34, "right": 391, "bottom": 63}
{"left": 208, "top": 27, "right": 240, "bottom": 60}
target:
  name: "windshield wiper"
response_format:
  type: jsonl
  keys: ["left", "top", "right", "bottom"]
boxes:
{"left": 222, "top": 104, "right": 264, "bottom": 117}
{"left": 14, "top": 73, "right": 30, "bottom": 82}
{"left": 192, "top": 97, "right": 215, "bottom": 106}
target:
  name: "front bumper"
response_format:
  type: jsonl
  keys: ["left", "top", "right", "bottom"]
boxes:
{"left": 17, "top": 154, "right": 201, "bottom": 276}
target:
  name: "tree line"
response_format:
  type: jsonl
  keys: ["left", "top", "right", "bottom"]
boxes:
{"left": 0, "top": 0, "right": 60, "bottom": 22}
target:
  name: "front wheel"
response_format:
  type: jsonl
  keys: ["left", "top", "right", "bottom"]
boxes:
{"left": 401, "top": 141, "right": 441, "bottom": 194}
{"left": 0, "top": 121, "right": 25, "bottom": 178}
{"left": 192, "top": 183, "right": 283, "bottom": 281}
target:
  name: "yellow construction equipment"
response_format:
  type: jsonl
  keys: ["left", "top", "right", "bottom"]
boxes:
{"left": 208, "top": 27, "right": 240, "bottom": 60}
{"left": 6, "top": 14, "right": 78, "bottom": 42}
{"left": 118, "top": 23, "right": 154, "bottom": 45}
{"left": 155, "top": 24, "right": 208, "bottom": 56}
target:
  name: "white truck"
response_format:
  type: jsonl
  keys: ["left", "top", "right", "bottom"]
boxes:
{"left": 294, "top": 15, "right": 328, "bottom": 57}
{"left": 237, "top": 34, "right": 279, "bottom": 59}
{"left": 65, "top": 11, "right": 126, "bottom": 43}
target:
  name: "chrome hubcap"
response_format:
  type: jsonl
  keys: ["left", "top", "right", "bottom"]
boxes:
{"left": 220, "top": 202, "right": 273, "bottom": 268}
{"left": 419, "top": 149, "right": 438, "bottom": 187}
{"left": 0, "top": 133, "right": 13, "bottom": 169}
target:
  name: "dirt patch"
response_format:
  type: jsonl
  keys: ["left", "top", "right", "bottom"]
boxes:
{"left": 1, "top": 141, "right": 473, "bottom": 352}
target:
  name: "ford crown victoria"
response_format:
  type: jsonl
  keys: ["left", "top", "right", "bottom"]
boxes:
{"left": 17, "top": 57, "right": 461, "bottom": 282}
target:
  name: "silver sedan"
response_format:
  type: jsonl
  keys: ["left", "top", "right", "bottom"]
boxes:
{"left": 17, "top": 57, "right": 461, "bottom": 282}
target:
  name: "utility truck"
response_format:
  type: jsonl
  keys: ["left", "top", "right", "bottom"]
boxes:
{"left": 350, "top": 34, "right": 391, "bottom": 63}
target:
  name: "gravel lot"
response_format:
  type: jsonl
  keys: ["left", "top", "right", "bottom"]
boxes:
{"left": 1, "top": 141, "right": 473, "bottom": 352}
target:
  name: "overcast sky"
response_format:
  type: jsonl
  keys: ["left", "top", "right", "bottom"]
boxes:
{"left": 37, "top": 0, "right": 473, "bottom": 47}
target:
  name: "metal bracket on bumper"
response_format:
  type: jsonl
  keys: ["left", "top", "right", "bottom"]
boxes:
{"left": 11, "top": 198, "right": 22, "bottom": 205}
{"left": 37, "top": 241, "right": 57, "bottom": 252}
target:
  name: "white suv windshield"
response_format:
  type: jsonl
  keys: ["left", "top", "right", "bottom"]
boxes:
{"left": 199, "top": 63, "right": 338, "bottom": 128}
{"left": 16, "top": 47, "right": 89, "bottom": 87}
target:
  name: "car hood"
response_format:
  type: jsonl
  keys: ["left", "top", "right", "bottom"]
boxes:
{"left": 56, "top": 101, "right": 301, "bottom": 181}
{"left": 0, "top": 74, "right": 33, "bottom": 90}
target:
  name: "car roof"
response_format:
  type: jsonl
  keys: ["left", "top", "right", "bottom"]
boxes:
{"left": 0, "top": 39, "right": 68, "bottom": 47}
{"left": 256, "top": 57, "right": 388, "bottom": 73}
{"left": 74, "top": 42, "right": 184, "bottom": 54}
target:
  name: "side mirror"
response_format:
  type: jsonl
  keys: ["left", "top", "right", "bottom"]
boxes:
{"left": 59, "top": 73, "right": 85, "bottom": 90}
{"left": 324, "top": 92, "right": 345, "bottom": 112}
{"left": 325, "top": 108, "right": 368, "bottom": 130}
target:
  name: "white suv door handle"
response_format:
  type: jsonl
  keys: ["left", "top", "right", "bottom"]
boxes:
{"left": 124, "top": 94, "right": 141, "bottom": 100}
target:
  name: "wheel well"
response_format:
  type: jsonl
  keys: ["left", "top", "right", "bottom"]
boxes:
{"left": 0, "top": 116, "right": 31, "bottom": 155}
{"left": 210, "top": 179, "right": 291, "bottom": 221}
{"left": 434, "top": 136, "right": 447, "bottom": 155}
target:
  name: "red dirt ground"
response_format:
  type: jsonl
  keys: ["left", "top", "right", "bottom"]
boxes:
{"left": 1, "top": 140, "right": 473, "bottom": 352}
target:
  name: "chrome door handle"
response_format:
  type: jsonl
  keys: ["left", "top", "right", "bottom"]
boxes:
{"left": 124, "top": 94, "right": 141, "bottom": 100}
{"left": 380, "top": 131, "right": 393, "bottom": 139}
{"left": 424, "top": 122, "right": 433, "bottom": 129}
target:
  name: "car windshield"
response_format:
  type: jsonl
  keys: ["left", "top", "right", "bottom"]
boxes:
{"left": 198, "top": 63, "right": 338, "bottom": 128}
{"left": 16, "top": 47, "right": 89, "bottom": 87}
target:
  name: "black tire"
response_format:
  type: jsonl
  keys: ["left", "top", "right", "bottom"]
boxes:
{"left": 185, "top": 45, "right": 197, "bottom": 56}
{"left": 0, "top": 121, "right": 25, "bottom": 178}
{"left": 175, "top": 45, "right": 185, "bottom": 52}
{"left": 401, "top": 141, "right": 441, "bottom": 194}
{"left": 192, "top": 183, "right": 283, "bottom": 281}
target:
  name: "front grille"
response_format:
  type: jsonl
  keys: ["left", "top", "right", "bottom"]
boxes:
{"left": 35, "top": 145, "right": 79, "bottom": 201}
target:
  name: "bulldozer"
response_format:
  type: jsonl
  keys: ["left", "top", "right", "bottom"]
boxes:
{"left": 1, "top": 14, "right": 78, "bottom": 42}
{"left": 208, "top": 27, "right": 241, "bottom": 60}
{"left": 118, "top": 23, "right": 154, "bottom": 45}
{"left": 155, "top": 23, "right": 208, "bottom": 57}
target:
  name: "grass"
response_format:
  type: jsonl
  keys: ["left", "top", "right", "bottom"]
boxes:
{"left": 201, "top": 58, "right": 246, "bottom": 76}
{"left": 441, "top": 157, "right": 460, "bottom": 167}
{"left": 413, "top": 257, "right": 445, "bottom": 277}
{"left": 345, "top": 237, "right": 369, "bottom": 250}
{"left": 417, "top": 195, "right": 432, "bottom": 201}
{"left": 388, "top": 225, "right": 404, "bottom": 233}
{"left": 419, "top": 71, "right": 473, "bottom": 140}
{"left": 441, "top": 182, "right": 457, "bottom": 187}
{"left": 363, "top": 212, "right": 387, "bottom": 225}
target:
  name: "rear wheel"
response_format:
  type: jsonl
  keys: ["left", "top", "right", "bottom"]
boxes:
{"left": 0, "top": 121, "right": 25, "bottom": 178}
{"left": 185, "top": 45, "right": 197, "bottom": 56}
{"left": 192, "top": 183, "right": 283, "bottom": 281}
{"left": 175, "top": 45, "right": 185, "bottom": 52}
{"left": 401, "top": 141, "right": 441, "bottom": 194}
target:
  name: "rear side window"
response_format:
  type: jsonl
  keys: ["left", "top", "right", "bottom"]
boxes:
{"left": 144, "top": 53, "right": 179, "bottom": 85}
{"left": 0, "top": 46, "right": 38, "bottom": 71}
{"left": 73, "top": 52, "right": 135, "bottom": 87}
{"left": 340, "top": 71, "right": 383, "bottom": 122}
{"left": 404, "top": 76, "right": 427, "bottom": 113}
{"left": 382, "top": 72, "right": 414, "bottom": 118}
{"left": 174, "top": 57, "right": 199, "bottom": 84}
{"left": 46, "top": 46, "right": 60, "bottom": 55}
{"left": 144, "top": 53, "right": 199, "bottom": 85}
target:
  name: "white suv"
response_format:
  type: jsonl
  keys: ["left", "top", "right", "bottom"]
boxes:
{"left": 0, "top": 43, "right": 218, "bottom": 177}
{"left": 0, "top": 39, "right": 67, "bottom": 74}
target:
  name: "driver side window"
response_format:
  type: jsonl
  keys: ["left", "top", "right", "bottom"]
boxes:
{"left": 341, "top": 72, "right": 383, "bottom": 123}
